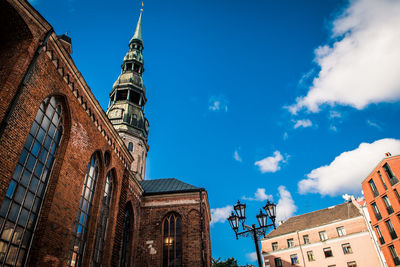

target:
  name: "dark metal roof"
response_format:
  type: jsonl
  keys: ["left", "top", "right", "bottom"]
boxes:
{"left": 140, "top": 178, "right": 201, "bottom": 195}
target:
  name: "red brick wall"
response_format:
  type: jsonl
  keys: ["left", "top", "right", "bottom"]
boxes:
{"left": 0, "top": 1, "right": 212, "bottom": 267}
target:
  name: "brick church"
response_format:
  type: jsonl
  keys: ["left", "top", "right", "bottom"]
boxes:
{"left": 0, "top": 0, "right": 212, "bottom": 266}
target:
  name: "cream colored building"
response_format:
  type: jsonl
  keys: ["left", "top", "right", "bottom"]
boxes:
{"left": 261, "top": 200, "right": 385, "bottom": 267}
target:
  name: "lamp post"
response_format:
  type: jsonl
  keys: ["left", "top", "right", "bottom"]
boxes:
{"left": 227, "top": 200, "right": 277, "bottom": 267}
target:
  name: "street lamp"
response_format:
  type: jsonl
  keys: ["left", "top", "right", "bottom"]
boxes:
{"left": 227, "top": 200, "right": 277, "bottom": 267}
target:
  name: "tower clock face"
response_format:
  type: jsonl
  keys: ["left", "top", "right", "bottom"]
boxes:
{"left": 111, "top": 108, "right": 123, "bottom": 119}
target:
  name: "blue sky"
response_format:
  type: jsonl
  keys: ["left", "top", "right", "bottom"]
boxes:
{"left": 30, "top": 0, "right": 400, "bottom": 264}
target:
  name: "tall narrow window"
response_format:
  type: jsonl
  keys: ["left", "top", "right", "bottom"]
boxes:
{"left": 372, "top": 203, "right": 382, "bottom": 220}
{"left": 303, "top": 235, "right": 310, "bottom": 244}
{"left": 383, "top": 195, "right": 394, "bottom": 214}
{"left": 375, "top": 226, "right": 385, "bottom": 244}
{"left": 128, "top": 142, "right": 133, "bottom": 152}
{"left": 337, "top": 226, "right": 346, "bottom": 237}
{"left": 163, "top": 213, "right": 182, "bottom": 267}
{"left": 369, "top": 179, "right": 379, "bottom": 197}
{"left": 389, "top": 245, "right": 400, "bottom": 265}
{"left": 0, "top": 96, "right": 63, "bottom": 266}
{"left": 120, "top": 204, "right": 133, "bottom": 267}
{"left": 271, "top": 242, "right": 278, "bottom": 251}
{"left": 68, "top": 154, "right": 99, "bottom": 267}
{"left": 384, "top": 163, "right": 398, "bottom": 186}
{"left": 386, "top": 219, "right": 398, "bottom": 239}
{"left": 92, "top": 171, "right": 113, "bottom": 266}
{"left": 287, "top": 238, "right": 294, "bottom": 248}
{"left": 395, "top": 189, "right": 400, "bottom": 204}
{"left": 319, "top": 231, "right": 328, "bottom": 241}
{"left": 378, "top": 171, "right": 388, "bottom": 190}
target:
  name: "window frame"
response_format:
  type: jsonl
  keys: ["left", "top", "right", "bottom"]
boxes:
{"left": 323, "top": 247, "right": 333, "bottom": 258}
{"left": 290, "top": 254, "right": 299, "bottom": 265}
{"left": 287, "top": 238, "right": 295, "bottom": 248}
{"left": 369, "top": 179, "right": 379, "bottom": 197}
{"left": 342, "top": 243, "right": 353, "bottom": 254}
{"left": 271, "top": 242, "right": 278, "bottom": 251}
{"left": 306, "top": 250, "right": 314, "bottom": 261}
{"left": 383, "top": 195, "right": 394, "bottom": 214}
{"left": 384, "top": 163, "right": 399, "bottom": 186}
{"left": 372, "top": 202, "right": 382, "bottom": 221}
{"left": 0, "top": 96, "right": 64, "bottom": 267}
{"left": 386, "top": 219, "right": 398, "bottom": 240}
{"left": 337, "top": 226, "right": 346, "bottom": 237}
{"left": 162, "top": 213, "right": 182, "bottom": 267}
{"left": 303, "top": 234, "right": 309, "bottom": 244}
{"left": 319, "top": 231, "right": 328, "bottom": 241}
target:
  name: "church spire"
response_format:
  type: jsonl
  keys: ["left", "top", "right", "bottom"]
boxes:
{"left": 130, "top": 2, "right": 143, "bottom": 43}
{"left": 106, "top": 5, "right": 149, "bottom": 180}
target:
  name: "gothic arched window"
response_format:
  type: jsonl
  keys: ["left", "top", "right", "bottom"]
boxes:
{"left": 162, "top": 213, "right": 182, "bottom": 267}
{"left": 0, "top": 96, "right": 63, "bottom": 266}
{"left": 119, "top": 204, "right": 133, "bottom": 267}
{"left": 68, "top": 154, "right": 100, "bottom": 267}
{"left": 92, "top": 170, "right": 113, "bottom": 266}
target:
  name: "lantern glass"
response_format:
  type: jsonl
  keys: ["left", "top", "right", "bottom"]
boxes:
{"left": 264, "top": 201, "right": 276, "bottom": 220}
{"left": 234, "top": 200, "right": 246, "bottom": 220}
{"left": 228, "top": 212, "right": 239, "bottom": 232}
{"left": 256, "top": 210, "right": 268, "bottom": 228}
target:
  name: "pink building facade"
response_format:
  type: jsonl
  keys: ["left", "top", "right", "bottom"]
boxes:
{"left": 262, "top": 201, "right": 384, "bottom": 267}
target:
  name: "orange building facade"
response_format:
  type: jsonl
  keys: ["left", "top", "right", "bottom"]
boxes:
{"left": 362, "top": 154, "right": 400, "bottom": 267}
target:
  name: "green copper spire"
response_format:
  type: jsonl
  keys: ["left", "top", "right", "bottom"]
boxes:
{"left": 130, "top": 5, "right": 143, "bottom": 43}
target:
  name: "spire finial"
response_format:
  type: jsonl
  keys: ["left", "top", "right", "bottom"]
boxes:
{"left": 130, "top": 2, "right": 143, "bottom": 43}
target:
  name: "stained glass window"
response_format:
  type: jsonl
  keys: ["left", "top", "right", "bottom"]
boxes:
{"left": 162, "top": 213, "right": 182, "bottom": 267}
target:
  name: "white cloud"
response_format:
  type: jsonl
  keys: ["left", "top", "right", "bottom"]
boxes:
{"left": 298, "top": 138, "right": 400, "bottom": 196}
{"left": 329, "top": 111, "right": 342, "bottom": 119}
{"left": 283, "top": 132, "right": 289, "bottom": 140}
{"left": 329, "top": 125, "right": 338, "bottom": 132}
{"left": 233, "top": 150, "right": 242, "bottom": 162}
{"left": 276, "top": 186, "right": 297, "bottom": 222}
{"left": 293, "top": 119, "right": 312, "bottom": 129}
{"left": 208, "top": 96, "right": 228, "bottom": 112}
{"left": 367, "top": 120, "right": 382, "bottom": 131}
{"left": 255, "top": 151, "right": 286, "bottom": 173}
{"left": 246, "top": 252, "right": 258, "bottom": 262}
{"left": 289, "top": 0, "right": 400, "bottom": 114}
{"left": 242, "top": 188, "right": 272, "bottom": 202}
{"left": 210, "top": 205, "right": 232, "bottom": 225}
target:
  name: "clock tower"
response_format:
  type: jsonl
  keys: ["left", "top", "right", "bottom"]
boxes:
{"left": 106, "top": 8, "right": 149, "bottom": 180}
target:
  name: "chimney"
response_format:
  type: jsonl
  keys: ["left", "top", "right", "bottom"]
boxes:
{"left": 385, "top": 152, "right": 392, "bottom": 157}
{"left": 57, "top": 34, "right": 72, "bottom": 54}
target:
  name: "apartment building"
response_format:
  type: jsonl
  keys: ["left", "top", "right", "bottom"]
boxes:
{"left": 362, "top": 154, "right": 400, "bottom": 267}
{"left": 261, "top": 201, "right": 383, "bottom": 267}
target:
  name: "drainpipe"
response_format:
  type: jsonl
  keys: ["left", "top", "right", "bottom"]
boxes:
{"left": 0, "top": 28, "right": 54, "bottom": 138}
{"left": 199, "top": 189, "right": 206, "bottom": 267}
{"left": 296, "top": 231, "right": 306, "bottom": 267}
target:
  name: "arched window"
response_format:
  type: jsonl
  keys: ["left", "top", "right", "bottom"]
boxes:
{"left": 92, "top": 170, "right": 113, "bottom": 266}
{"left": 0, "top": 96, "right": 63, "bottom": 266}
{"left": 162, "top": 213, "right": 182, "bottom": 267}
{"left": 128, "top": 142, "right": 133, "bottom": 152}
{"left": 68, "top": 154, "right": 100, "bottom": 267}
{"left": 119, "top": 204, "right": 133, "bottom": 267}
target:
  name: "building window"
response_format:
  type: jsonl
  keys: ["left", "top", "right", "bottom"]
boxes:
{"left": 378, "top": 171, "right": 388, "bottom": 190}
{"left": 383, "top": 195, "right": 394, "bottom": 214}
{"left": 347, "top": 261, "right": 357, "bottom": 267}
{"left": 274, "top": 258, "right": 282, "bottom": 267}
{"left": 395, "top": 189, "right": 400, "bottom": 204}
{"left": 303, "top": 235, "right": 309, "bottom": 244}
{"left": 386, "top": 219, "right": 398, "bottom": 239}
{"left": 389, "top": 245, "right": 400, "bottom": 265}
{"left": 342, "top": 243, "right": 353, "bottom": 254}
{"left": 272, "top": 242, "right": 278, "bottom": 251}
{"left": 319, "top": 231, "right": 328, "bottom": 241}
{"left": 92, "top": 171, "right": 113, "bottom": 266}
{"left": 0, "top": 97, "right": 63, "bottom": 267}
{"left": 68, "top": 154, "right": 100, "bottom": 267}
{"left": 120, "top": 204, "right": 133, "bottom": 267}
{"left": 163, "top": 213, "right": 182, "bottom": 267}
{"left": 323, "top": 247, "right": 333, "bottom": 258}
{"left": 384, "top": 163, "right": 399, "bottom": 186}
{"left": 287, "top": 238, "right": 295, "bottom": 248}
{"left": 307, "top": 251, "right": 314, "bottom": 261}
{"left": 128, "top": 142, "right": 133, "bottom": 152}
{"left": 337, "top": 226, "right": 346, "bottom": 237}
{"left": 290, "top": 254, "right": 299, "bottom": 265}
{"left": 375, "top": 226, "right": 385, "bottom": 244}
{"left": 372, "top": 202, "right": 382, "bottom": 220}
{"left": 369, "top": 179, "right": 379, "bottom": 197}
